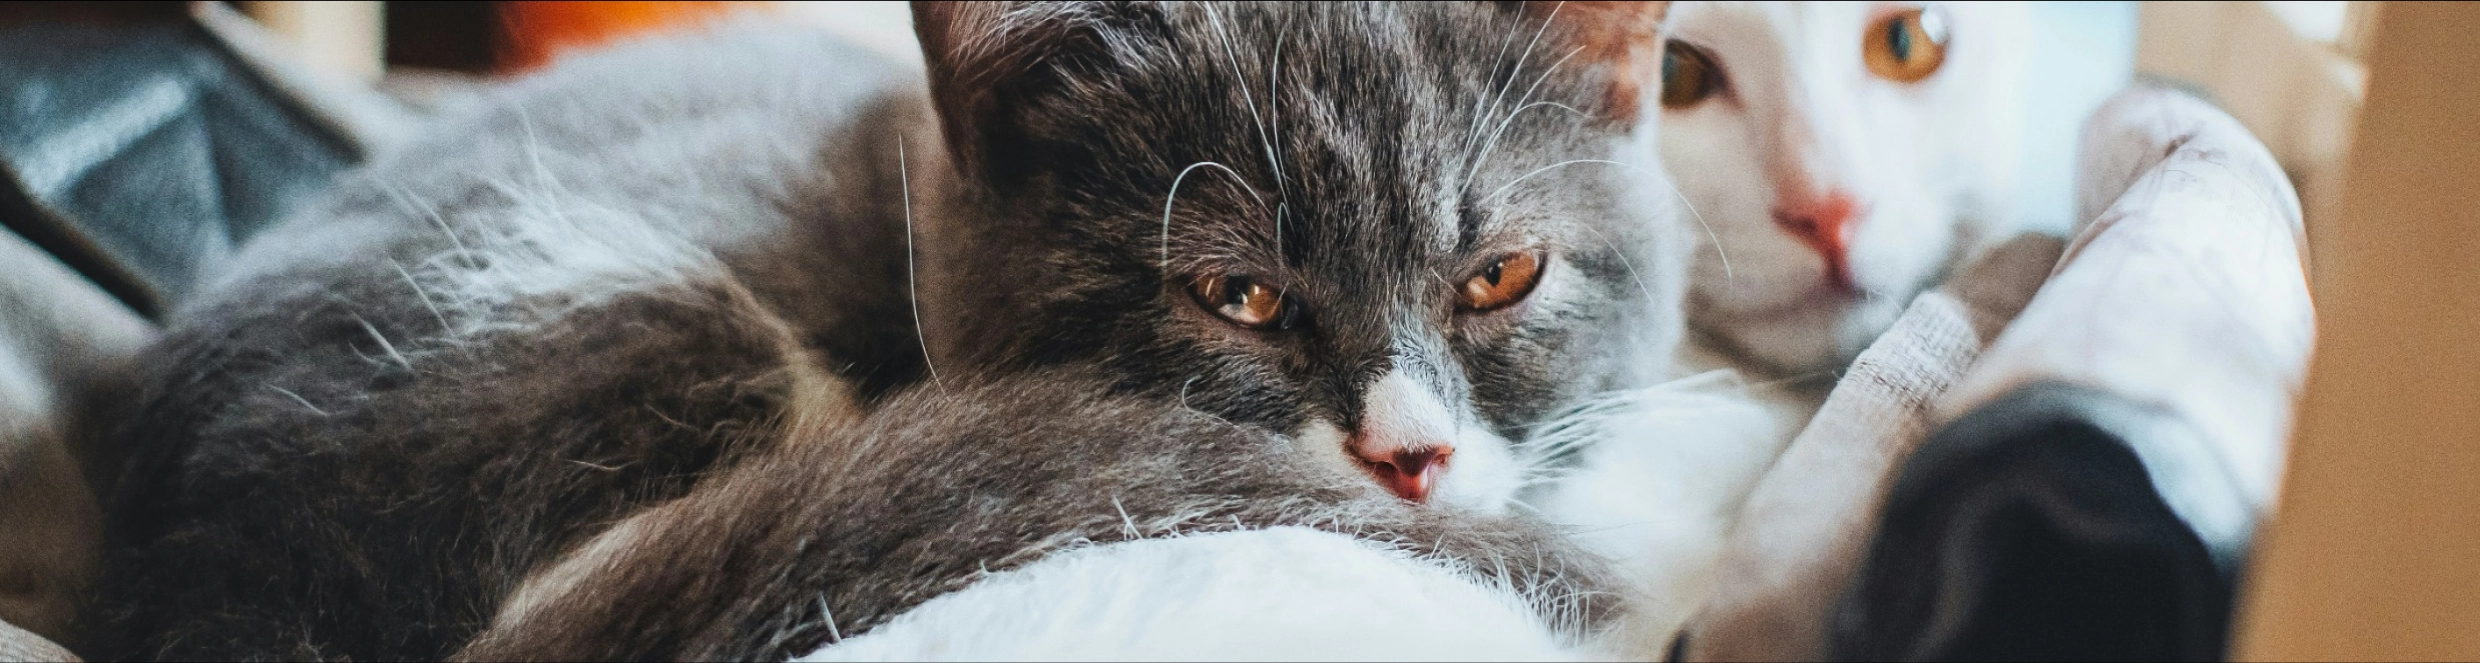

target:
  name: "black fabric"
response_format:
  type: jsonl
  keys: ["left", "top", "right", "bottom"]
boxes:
{"left": 0, "top": 20, "right": 358, "bottom": 318}
{"left": 1829, "top": 382, "right": 2232, "bottom": 662}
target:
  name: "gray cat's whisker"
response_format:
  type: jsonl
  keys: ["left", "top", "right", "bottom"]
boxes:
{"left": 898, "top": 137, "right": 942, "bottom": 391}
{"left": 1466, "top": 1, "right": 1566, "bottom": 171}
{"left": 1460, "top": 6, "right": 1534, "bottom": 160}
{"left": 1268, "top": 17, "right": 1293, "bottom": 203}
{"left": 1274, "top": 202, "right": 1287, "bottom": 268}
{"left": 1112, "top": 496, "right": 1141, "bottom": 538}
{"left": 1466, "top": 46, "right": 1585, "bottom": 188}
{"left": 513, "top": 103, "right": 568, "bottom": 199}
{"left": 1575, "top": 222, "right": 1659, "bottom": 321}
{"left": 1655, "top": 170, "right": 1735, "bottom": 284}
{"left": 1467, "top": 97, "right": 1587, "bottom": 189}
{"left": 389, "top": 259, "right": 454, "bottom": 335}
{"left": 348, "top": 313, "right": 414, "bottom": 371}
{"left": 1199, "top": 4, "right": 1285, "bottom": 200}
{"left": 382, "top": 184, "right": 475, "bottom": 267}
{"left": 815, "top": 595, "right": 843, "bottom": 644}
{"left": 1483, "top": 157, "right": 1627, "bottom": 204}
{"left": 263, "top": 384, "right": 331, "bottom": 417}
{"left": 1489, "top": 156, "right": 1732, "bottom": 300}
{"left": 643, "top": 403, "right": 696, "bottom": 433}
{"left": 1157, "top": 160, "right": 1265, "bottom": 270}
{"left": 567, "top": 459, "right": 622, "bottom": 472}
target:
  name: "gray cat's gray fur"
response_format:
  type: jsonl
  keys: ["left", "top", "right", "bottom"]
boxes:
{"left": 84, "top": 27, "right": 925, "bottom": 660}
{"left": 84, "top": 2, "right": 1680, "bottom": 660}
{"left": 455, "top": 367, "right": 1616, "bottom": 661}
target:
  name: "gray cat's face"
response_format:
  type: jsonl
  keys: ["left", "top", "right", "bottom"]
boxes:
{"left": 917, "top": 1, "right": 1682, "bottom": 510}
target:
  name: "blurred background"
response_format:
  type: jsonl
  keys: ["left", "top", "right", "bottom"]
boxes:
{"left": 0, "top": 1, "right": 2370, "bottom": 219}
{"left": 0, "top": 0, "right": 2376, "bottom": 306}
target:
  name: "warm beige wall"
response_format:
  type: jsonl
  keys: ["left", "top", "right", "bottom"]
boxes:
{"left": 2137, "top": 1, "right": 2365, "bottom": 222}
{"left": 240, "top": 1, "right": 384, "bottom": 81}
{"left": 2235, "top": 2, "right": 2480, "bottom": 660}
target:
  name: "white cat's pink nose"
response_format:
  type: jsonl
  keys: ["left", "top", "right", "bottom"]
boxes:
{"left": 1773, "top": 191, "right": 1861, "bottom": 288}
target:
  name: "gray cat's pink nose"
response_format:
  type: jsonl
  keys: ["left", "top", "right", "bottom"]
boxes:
{"left": 1773, "top": 191, "right": 1862, "bottom": 288}
{"left": 1349, "top": 372, "right": 1461, "bottom": 503}
{"left": 1359, "top": 446, "right": 1453, "bottom": 503}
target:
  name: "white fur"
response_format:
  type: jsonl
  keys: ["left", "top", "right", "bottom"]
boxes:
{"left": 1662, "top": 1, "right": 2029, "bottom": 374}
{"left": 797, "top": 528, "right": 1575, "bottom": 662}
{"left": 1287, "top": 374, "right": 1528, "bottom": 516}
{"left": 1521, "top": 371, "right": 1811, "bottom": 656}
{"left": 1379, "top": 371, "right": 1524, "bottom": 513}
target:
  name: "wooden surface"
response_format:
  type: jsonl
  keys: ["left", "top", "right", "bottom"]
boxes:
{"left": 2235, "top": 2, "right": 2480, "bottom": 660}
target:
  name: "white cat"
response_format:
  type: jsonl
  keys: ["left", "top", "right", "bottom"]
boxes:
{"left": 1512, "top": 4, "right": 2036, "bottom": 651}
{"left": 1659, "top": 1, "right": 2030, "bottom": 376}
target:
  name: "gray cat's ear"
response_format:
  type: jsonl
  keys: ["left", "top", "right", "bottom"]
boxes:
{"left": 1506, "top": 1, "right": 1672, "bottom": 125}
{"left": 912, "top": 1, "right": 1156, "bottom": 185}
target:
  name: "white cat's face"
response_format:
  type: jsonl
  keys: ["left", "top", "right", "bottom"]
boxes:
{"left": 1659, "top": 1, "right": 2026, "bottom": 374}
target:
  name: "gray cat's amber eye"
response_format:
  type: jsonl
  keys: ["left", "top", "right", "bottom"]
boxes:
{"left": 1660, "top": 41, "right": 1722, "bottom": 109}
{"left": 1460, "top": 252, "right": 1543, "bottom": 312}
{"left": 1192, "top": 274, "right": 1296, "bottom": 330}
{"left": 1865, "top": 8, "right": 1949, "bottom": 83}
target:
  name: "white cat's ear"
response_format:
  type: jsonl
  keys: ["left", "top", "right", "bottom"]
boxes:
{"left": 1505, "top": 1, "right": 1671, "bottom": 125}
{"left": 911, "top": 1, "right": 1154, "bottom": 185}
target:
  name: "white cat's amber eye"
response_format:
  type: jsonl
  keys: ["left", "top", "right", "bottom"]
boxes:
{"left": 1192, "top": 274, "right": 1295, "bottom": 330}
{"left": 1659, "top": 41, "right": 1723, "bottom": 109}
{"left": 1865, "top": 8, "right": 1949, "bottom": 83}
{"left": 1460, "top": 252, "right": 1544, "bottom": 312}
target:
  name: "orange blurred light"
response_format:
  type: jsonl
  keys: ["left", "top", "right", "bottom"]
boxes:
{"left": 497, "top": 1, "right": 772, "bottom": 73}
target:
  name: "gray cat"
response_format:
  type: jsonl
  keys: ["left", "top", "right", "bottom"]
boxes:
{"left": 83, "top": 2, "right": 1685, "bottom": 660}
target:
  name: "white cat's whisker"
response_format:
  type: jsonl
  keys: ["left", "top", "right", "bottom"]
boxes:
{"left": 898, "top": 137, "right": 942, "bottom": 391}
